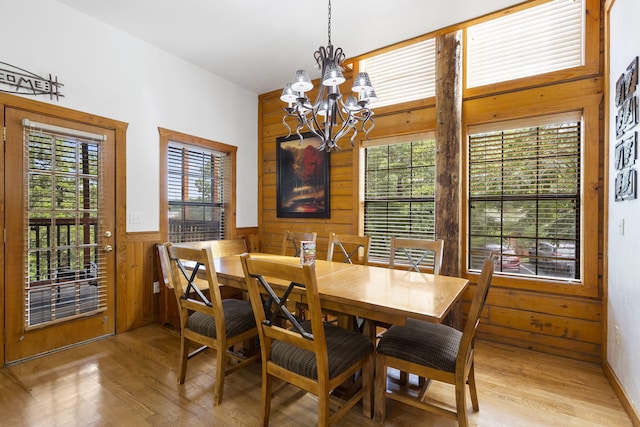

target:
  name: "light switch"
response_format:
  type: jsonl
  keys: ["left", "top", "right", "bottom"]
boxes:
{"left": 619, "top": 217, "right": 625, "bottom": 236}
{"left": 129, "top": 212, "right": 142, "bottom": 224}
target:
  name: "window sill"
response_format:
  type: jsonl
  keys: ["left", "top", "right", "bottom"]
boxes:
{"left": 464, "top": 269, "right": 598, "bottom": 298}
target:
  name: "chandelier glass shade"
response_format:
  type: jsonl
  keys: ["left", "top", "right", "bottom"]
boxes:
{"left": 281, "top": 0, "right": 376, "bottom": 151}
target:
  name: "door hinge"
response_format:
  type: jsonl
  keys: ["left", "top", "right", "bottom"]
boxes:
{"left": 2, "top": 126, "right": 5, "bottom": 142}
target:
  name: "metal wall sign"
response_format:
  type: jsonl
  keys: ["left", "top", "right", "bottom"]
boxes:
{"left": 0, "top": 62, "right": 64, "bottom": 100}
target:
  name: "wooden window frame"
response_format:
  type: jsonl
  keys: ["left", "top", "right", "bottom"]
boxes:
{"left": 159, "top": 128, "right": 237, "bottom": 241}
{"left": 467, "top": 113, "right": 582, "bottom": 280}
{"left": 465, "top": 0, "right": 586, "bottom": 89}
{"left": 462, "top": 0, "right": 601, "bottom": 99}
{"left": 462, "top": 79, "right": 602, "bottom": 298}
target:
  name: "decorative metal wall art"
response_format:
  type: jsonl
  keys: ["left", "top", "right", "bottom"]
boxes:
{"left": 614, "top": 56, "right": 638, "bottom": 201}
{"left": 615, "top": 167, "right": 636, "bottom": 201}
{"left": 0, "top": 62, "right": 64, "bottom": 100}
{"left": 615, "top": 132, "right": 637, "bottom": 171}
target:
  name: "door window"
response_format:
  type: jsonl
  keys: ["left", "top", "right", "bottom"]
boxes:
{"left": 24, "top": 121, "right": 107, "bottom": 327}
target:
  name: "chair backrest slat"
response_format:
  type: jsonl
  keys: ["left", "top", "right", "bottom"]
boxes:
{"left": 173, "top": 239, "right": 248, "bottom": 257}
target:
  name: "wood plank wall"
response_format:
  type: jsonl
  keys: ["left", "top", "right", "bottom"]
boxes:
{"left": 256, "top": 3, "right": 604, "bottom": 363}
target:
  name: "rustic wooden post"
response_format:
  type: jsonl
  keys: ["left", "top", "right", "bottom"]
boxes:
{"left": 435, "top": 31, "right": 463, "bottom": 327}
{"left": 435, "top": 30, "right": 462, "bottom": 277}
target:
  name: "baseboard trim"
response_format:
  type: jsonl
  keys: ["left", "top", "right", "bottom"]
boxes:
{"left": 603, "top": 360, "right": 640, "bottom": 426}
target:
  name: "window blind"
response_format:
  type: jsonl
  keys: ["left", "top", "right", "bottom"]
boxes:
{"left": 363, "top": 134, "right": 436, "bottom": 263}
{"left": 168, "top": 142, "right": 228, "bottom": 243}
{"left": 24, "top": 124, "right": 107, "bottom": 327}
{"left": 360, "top": 38, "right": 436, "bottom": 108}
{"left": 468, "top": 113, "right": 581, "bottom": 280}
{"left": 466, "top": 0, "right": 584, "bottom": 88}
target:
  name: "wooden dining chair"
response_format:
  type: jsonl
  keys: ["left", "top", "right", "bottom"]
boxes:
{"left": 389, "top": 236, "right": 444, "bottom": 275}
{"left": 281, "top": 230, "right": 317, "bottom": 257}
{"left": 157, "top": 243, "right": 259, "bottom": 405}
{"left": 325, "top": 233, "right": 371, "bottom": 329}
{"left": 376, "top": 237, "right": 446, "bottom": 335}
{"left": 374, "top": 259, "right": 494, "bottom": 426}
{"left": 240, "top": 253, "right": 374, "bottom": 426}
{"left": 326, "top": 233, "right": 371, "bottom": 265}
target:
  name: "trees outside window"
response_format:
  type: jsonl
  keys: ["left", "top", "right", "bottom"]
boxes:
{"left": 363, "top": 136, "right": 436, "bottom": 263}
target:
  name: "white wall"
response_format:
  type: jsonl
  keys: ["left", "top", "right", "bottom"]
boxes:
{"left": 0, "top": 0, "right": 258, "bottom": 231}
{"left": 608, "top": 0, "right": 640, "bottom": 413}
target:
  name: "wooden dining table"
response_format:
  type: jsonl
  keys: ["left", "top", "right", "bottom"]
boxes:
{"left": 211, "top": 253, "right": 469, "bottom": 328}
{"left": 206, "top": 252, "right": 469, "bottom": 419}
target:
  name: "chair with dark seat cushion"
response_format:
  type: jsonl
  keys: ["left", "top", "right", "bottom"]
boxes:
{"left": 157, "top": 243, "right": 259, "bottom": 406}
{"left": 375, "top": 237, "right": 446, "bottom": 337}
{"left": 240, "top": 253, "right": 374, "bottom": 426}
{"left": 374, "top": 259, "right": 494, "bottom": 427}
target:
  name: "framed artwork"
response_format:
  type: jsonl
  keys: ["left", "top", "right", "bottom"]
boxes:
{"left": 276, "top": 133, "right": 330, "bottom": 218}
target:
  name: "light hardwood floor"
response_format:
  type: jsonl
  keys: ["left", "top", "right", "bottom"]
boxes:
{"left": 0, "top": 324, "right": 631, "bottom": 426}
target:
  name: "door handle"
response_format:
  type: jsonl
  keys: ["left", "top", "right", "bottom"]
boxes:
{"left": 103, "top": 245, "right": 113, "bottom": 252}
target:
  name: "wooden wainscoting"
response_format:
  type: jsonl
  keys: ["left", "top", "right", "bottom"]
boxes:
{"left": 121, "top": 228, "right": 260, "bottom": 333}
{"left": 120, "top": 232, "right": 161, "bottom": 332}
{"left": 462, "top": 282, "right": 602, "bottom": 363}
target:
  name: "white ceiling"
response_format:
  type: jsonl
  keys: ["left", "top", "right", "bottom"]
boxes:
{"left": 55, "top": 0, "right": 528, "bottom": 95}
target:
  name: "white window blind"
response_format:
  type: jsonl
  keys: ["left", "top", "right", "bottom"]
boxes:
{"left": 360, "top": 38, "right": 436, "bottom": 108}
{"left": 468, "top": 113, "right": 581, "bottom": 280}
{"left": 24, "top": 124, "right": 107, "bottom": 327}
{"left": 167, "top": 142, "right": 228, "bottom": 242}
{"left": 363, "top": 134, "right": 436, "bottom": 263}
{"left": 467, "top": 0, "right": 584, "bottom": 88}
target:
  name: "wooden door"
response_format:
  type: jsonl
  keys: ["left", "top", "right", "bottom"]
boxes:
{"left": 4, "top": 107, "right": 116, "bottom": 364}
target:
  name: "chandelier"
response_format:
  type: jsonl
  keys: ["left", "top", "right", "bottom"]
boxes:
{"left": 280, "top": 0, "right": 376, "bottom": 152}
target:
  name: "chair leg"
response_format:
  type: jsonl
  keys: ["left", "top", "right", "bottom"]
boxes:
{"left": 455, "top": 379, "right": 469, "bottom": 427}
{"left": 178, "top": 336, "right": 189, "bottom": 384}
{"left": 317, "top": 388, "right": 330, "bottom": 427}
{"left": 362, "top": 355, "right": 373, "bottom": 418}
{"left": 213, "top": 348, "right": 226, "bottom": 405}
{"left": 260, "top": 369, "right": 272, "bottom": 427}
{"left": 374, "top": 355, "right": 387, "bottom": 423}
{"left": 468, "top": 360, "right": 479, "bottom": 411}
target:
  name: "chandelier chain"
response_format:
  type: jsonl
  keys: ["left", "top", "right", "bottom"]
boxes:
{"left": 327, "top": 0, "right": 332, "bottom": 45}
